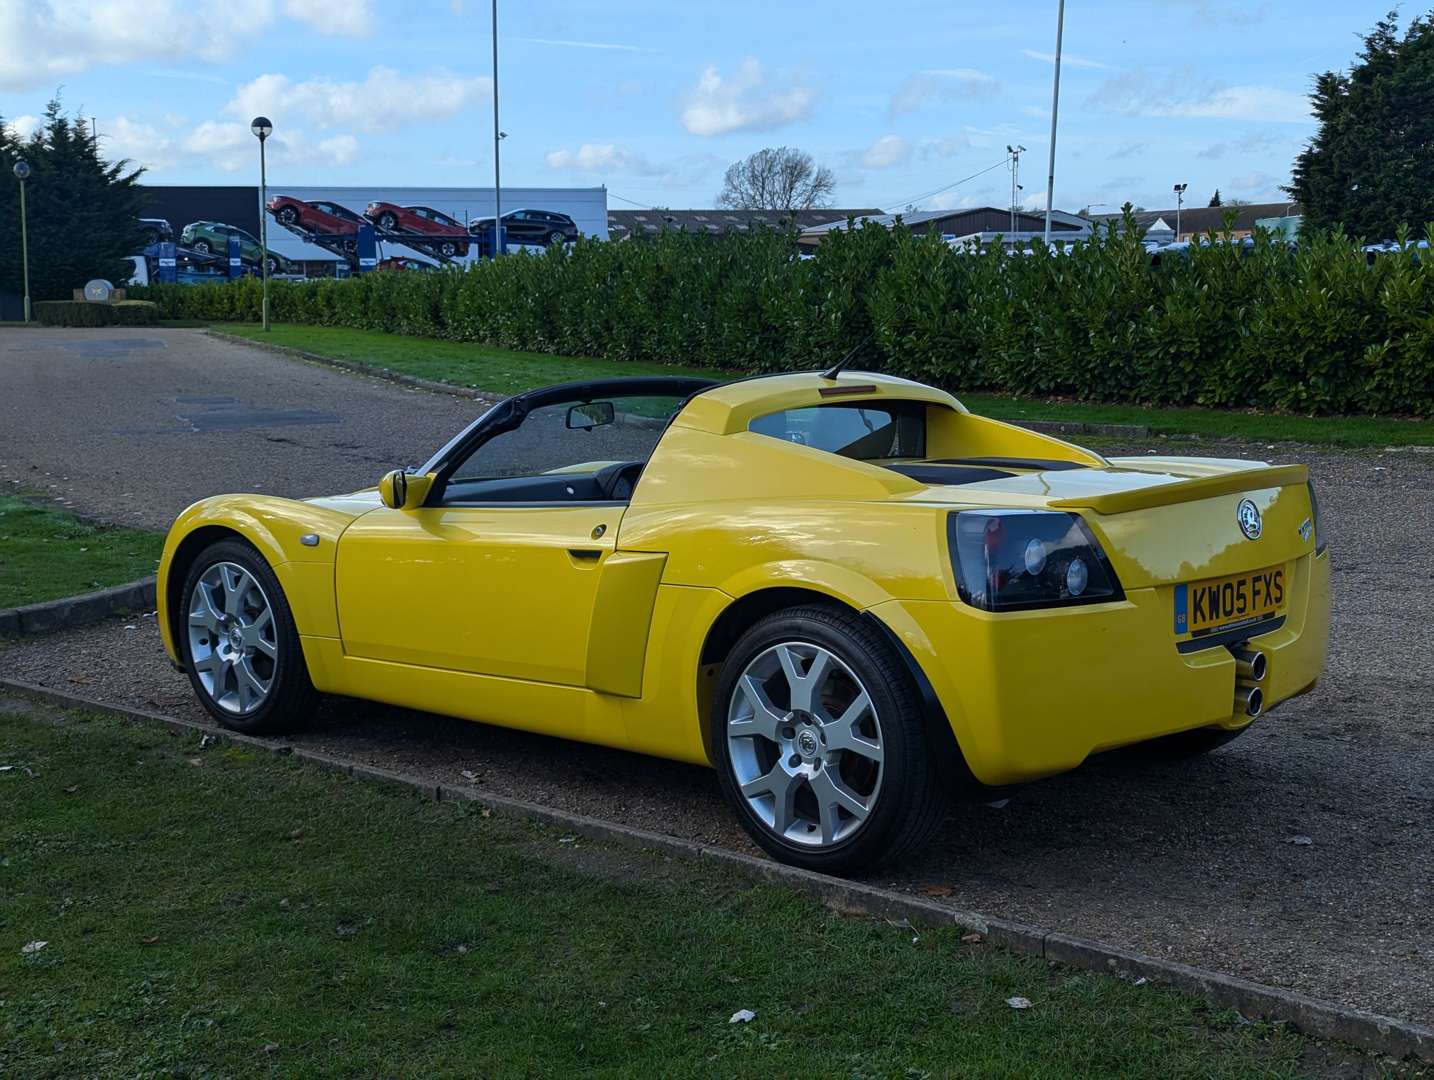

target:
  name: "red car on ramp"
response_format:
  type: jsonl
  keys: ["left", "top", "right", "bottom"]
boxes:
{"left": 267, "top": 196, "right": 367, "bottom": 248}
{"left": 363, "top": 202, "right": 471, "bottom": 257}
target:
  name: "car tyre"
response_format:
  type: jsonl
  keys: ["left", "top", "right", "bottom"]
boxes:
{"left": 179, "top": 538, "right": 318, "bottom": 736}
{"left": 192, "top": 239, "right": 211, "bottom": 254}
{"left": 378, "top": 212, "right": 398, "bottom": 230}
{"left": 712, "top": 604, "right": 945, "bottom": 876}
{"left": 439, "top": 240, "right": 458, "bottom": 258}
{"left": 277, "top": 206, "right": 298, "bottom": 225}
{"left": 265, "top": 255, "right": 279, "bottom": 274}
{"left": 548, "top": 230, "right": 568, "bottom": 246}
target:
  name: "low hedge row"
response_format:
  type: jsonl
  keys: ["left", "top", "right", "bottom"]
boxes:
{"left": 132, "top": 221, "right": 1434, "bottom": 416}
{"left": 33, "top": 299, "right": 159, "bottom": 327}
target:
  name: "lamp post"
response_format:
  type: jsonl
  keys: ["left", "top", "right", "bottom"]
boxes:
{"left": 1042, "top": 0, "right": 1066, "bottom": 246}
{"left": 1173, "top": 182, "right": 1188, "bottom": 240}
{"left": 250, "top": 116, "right": 273, "bottom": 331}
{"left": 13, "top": 161, "right": 31, "bottom": 323}
{"left": 491, "top": 0, "right": 505, "bottom": 258}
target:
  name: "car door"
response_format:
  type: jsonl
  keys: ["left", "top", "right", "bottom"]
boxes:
{"left": 332, "top": 381, "right": 713, "bottom": 688}
{"left": 334, "top": 502, "right": 619, "bottom": 684}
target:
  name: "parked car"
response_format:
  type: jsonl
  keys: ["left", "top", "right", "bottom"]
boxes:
{"left": 138, "top": 218, "right": 173, "bottom": 246}
{"left": 469, "top": 208, "right": 580, "bottom": 247}
{"left": 155, "top": 371, "right": 1329, "bottom": 874}
{"left": 179, "top": 221, "right": 295, "bottom": 274}
{"left": 376, "top": 256, "right": 439, "bottom": 272}
{"left": 362, "top": 202, "right": 470, "bottom": 257}
{"left": 267, "top": 196, "right": 366, "bottom": 249}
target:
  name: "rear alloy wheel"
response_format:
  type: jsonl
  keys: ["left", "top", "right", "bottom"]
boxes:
{"left": 265, "top": 255, "right": 279, "bottom": 274}
{"left": 191, "top": 239, "right": 211, "bottom": 254}
{"left": 181, "top": 539, "right": 317, "bottom": 735}
{"left": 439, "top": 240, "right": 458, "bottom": 258}
{"left": 276, "top": 206, "right": 298, "bottom": 225}
{"left": 378, "top": 212, "right": 398, "bottom": 230}
{"left": 713, "top": 606, "right": 945, "bottom": 875}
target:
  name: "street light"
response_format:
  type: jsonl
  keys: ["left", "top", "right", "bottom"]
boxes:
{"left": 491, "top": 0, "right": 505, "bottom": 258}
{"left": 1043, "top": 0, "right": 1066, "bottom": 246}
{"left": 13, "top": 161, "right": 31, "bottom": 323}
{"left": 1173, "top": 182, "right": 1189, "bottom": 240}
{"left": 251, "top": 116, "right": 273, "bottom": 331}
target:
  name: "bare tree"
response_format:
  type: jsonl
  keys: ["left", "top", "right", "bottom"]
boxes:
{"left": 716, "top": 147, "right": 836, "bottom": 211}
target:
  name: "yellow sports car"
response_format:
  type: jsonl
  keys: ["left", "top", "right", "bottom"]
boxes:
{"left": 157, "top": 371, "right": 1330, "bottom": 873}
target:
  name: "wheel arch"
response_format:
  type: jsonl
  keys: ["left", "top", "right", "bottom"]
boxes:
{"left": 695, "top": 584, "right": 987, "bottom": 797}
{"left": 158, "top": 496, "right": 353, "bottom": 667}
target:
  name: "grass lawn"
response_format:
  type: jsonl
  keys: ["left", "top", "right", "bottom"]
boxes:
{"left": 0, "top": 705, "right": 1358, "bottom": 1079}
{"left": 216, "top": 322, "right": 1434, "bottom": 449}
{"left": 0, "top": 495, "right": 161, "bottom": 609}
{"left": 216, "top": 323, "right": 734, "bottom": 397}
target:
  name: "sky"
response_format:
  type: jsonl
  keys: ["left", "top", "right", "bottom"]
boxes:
{"left": 0, "top": 0, "right": 1410, "bottom": 216}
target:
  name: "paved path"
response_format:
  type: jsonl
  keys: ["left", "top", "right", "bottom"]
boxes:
{"left": 2, "top": 324, "right": 1432, "bottom": 1024}
{"left": 0, "top": 327, "right": 483, "bottom": 530}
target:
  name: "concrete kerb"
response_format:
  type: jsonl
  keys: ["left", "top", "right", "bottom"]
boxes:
{"left": 0, "top": 577, "right": 156, "bottom": 638}
{"left": 201, "top": 328, "right": 502, "bottom": 405}
{"left": 2, "top": 673, "right": 1429, "bottom": 1064}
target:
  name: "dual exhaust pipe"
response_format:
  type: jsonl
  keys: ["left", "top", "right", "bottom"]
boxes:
{"left": 1229, "top": 646, "right": 1266, "bottom": 717}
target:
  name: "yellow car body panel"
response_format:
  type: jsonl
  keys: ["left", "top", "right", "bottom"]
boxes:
{"left": 157, "top": 371, "right": 1331, "bottom": 788}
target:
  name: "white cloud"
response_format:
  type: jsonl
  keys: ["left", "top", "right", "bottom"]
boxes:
{"left": 679, "top": 58, "right": 815, "bottom": 136}
{"left": 1022, "top": 49, "right": 1109, "bottom": 70}
{"left": 6, "top": 113, "right": 41, "bottom": 139}
{"left": 96, "top": 112, "right": 362, "bottom": 175}
{"left": 891, "top": 69, "right": 999, "bottom": 115}
{"left": 861, "top": 134, "right": 911, "bottom": 169}
{"left": 0, "top": 0, "right": 369, "bottom": 90}
{"left": 222, "top": 66, "right": 491, "bottom": 133}
{"left": 546, "top": 143, "right": 661, "bottom": 174}
{"left": 283, "top": 0, "right": 372, "bottom": 36}
{"left": 1088, "top": 69, "right": 1310, "bottom": 123}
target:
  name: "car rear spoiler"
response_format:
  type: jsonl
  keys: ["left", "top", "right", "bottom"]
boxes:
{"left": 1048, "top": 464, "right": 1309, "bottom": 515}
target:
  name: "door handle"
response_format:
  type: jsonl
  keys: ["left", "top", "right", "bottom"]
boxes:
{"left": 567, "top": 548, "right": 603, "bottom": 563}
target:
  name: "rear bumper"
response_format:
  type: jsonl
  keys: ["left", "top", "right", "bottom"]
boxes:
{"left": 870, "top": 549, "right": 1331, "bottom": 786}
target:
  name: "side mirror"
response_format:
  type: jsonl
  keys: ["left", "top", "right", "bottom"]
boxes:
{"left": 566, "top": 401, "right": 615, "bottom": 430}
{"left": 378, "top": 470, "right": 434, "bottom": 510}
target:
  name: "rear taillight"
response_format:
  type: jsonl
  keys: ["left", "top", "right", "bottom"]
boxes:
{"left": 948, "top": 510, "right": 1124, "bottom": 612}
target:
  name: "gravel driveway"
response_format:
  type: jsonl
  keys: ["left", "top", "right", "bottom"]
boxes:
{"left": 1, "top": 325, "right": 1431, "bottom": 1026}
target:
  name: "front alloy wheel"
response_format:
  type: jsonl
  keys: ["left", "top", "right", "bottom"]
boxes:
{"left": 713, "top": 605, "right": 945, "bottom": 875}
{"left": 187, "top": 561, "right": 276, "bottom": 715}
{"left": 180, "top": 539, "right": 317, "bottom": 734}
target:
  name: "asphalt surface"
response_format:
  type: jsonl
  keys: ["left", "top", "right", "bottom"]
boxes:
{"left": 2, "top": 326, "right": 1432, "bottom": 1026}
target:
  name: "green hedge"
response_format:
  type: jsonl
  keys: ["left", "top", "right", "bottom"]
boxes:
{"left": 33, "top": 299, "right": 159, "bottom": 327}
{"left": 132, "top": 222, "right": 1434, "bottom": 416}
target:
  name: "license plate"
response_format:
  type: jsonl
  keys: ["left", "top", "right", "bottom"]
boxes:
{"left": 1174, "top": 566, "right": 1284, "bottom": 635}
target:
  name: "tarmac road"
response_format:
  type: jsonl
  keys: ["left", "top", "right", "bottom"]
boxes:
{"left": 2, "top": 324, "right": 1432, "bottom": 1026}
{"left": 0, "top": 327, "right": 488, "bottom": 529}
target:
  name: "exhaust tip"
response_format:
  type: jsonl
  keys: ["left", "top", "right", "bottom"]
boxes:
{"left": 1237, "top": 683, "right": 1263, "bottom": 718}
{"left": 1230, "top": 647, "right": 1267, "bottom": 683}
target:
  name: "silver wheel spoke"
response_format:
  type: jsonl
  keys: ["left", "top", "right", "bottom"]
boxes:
{"left": 822, "top": 691, "right": 883, "bottom": 763}
{"left": 810, "top": 768, "right": 871, "bottom": 844}
{"left": 188, "top": 589, "right": 223, "bottom": 632}
{"left": 220, "top": 564, "right": 247, "bottom": 616}
{"left": 727, "top": 675, "right": 785, "bottom": 742}
{"left": 777, "top": 644, "right": 831, "bottom": 716}
{"left": 235, "top": 659, "right": 269, "bottom": 710}
{"left": 740, "top": 765, "right": 802, "bottom": 836}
